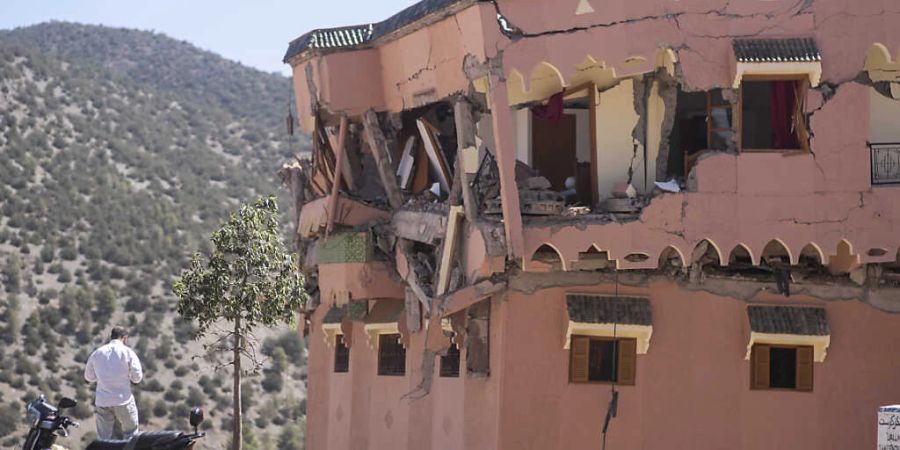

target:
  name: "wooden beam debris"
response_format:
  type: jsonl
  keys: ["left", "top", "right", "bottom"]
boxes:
{"left": 326, "top": 116, "right": 348, "bottom": 236}
{"left": 417, "top": 119, "right": 452, "bottom": 193}
{"left": 436, "top": 206, "right": 464, "bottom": 296}
{"left": 362, "top": 109, "right": 404, "bottom": 209}
{"left": 454, "top": 100, "right": 479, "bottom": 222}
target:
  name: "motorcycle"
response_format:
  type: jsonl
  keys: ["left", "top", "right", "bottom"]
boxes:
{"left": 23, "top": 395, "right": 206, "bottom": 450}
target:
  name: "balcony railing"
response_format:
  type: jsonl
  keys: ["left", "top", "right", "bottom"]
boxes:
{"left": 871, "top": 143, "right": 900, "bottom": 185}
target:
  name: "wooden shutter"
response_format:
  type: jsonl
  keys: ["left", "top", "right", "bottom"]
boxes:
{"left": 751, "top": 344, "right": 771, "bottom": 389}
{"left": 617, "top": 338, "right": 637, "bottom": 386}
{"left": 794, "top": 79, "right": 810, "bottom": 153}
{"left": 796, "top": 346, "right": 814, "bottom": 392}
{"left": 569, "top": 337, "right": 590, "bottom": 383}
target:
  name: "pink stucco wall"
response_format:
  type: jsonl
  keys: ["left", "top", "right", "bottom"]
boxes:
{"left": 307, "top": 301, "right": 502, "bottom": 450}
{"left": 293, "top": 1, "right": 900, "bottom": 448}
{"left": 306, "top": 282, "right": 900, "bottom": 450}
{"left": 497, "top": 282, "right": 900, "bottom": 450}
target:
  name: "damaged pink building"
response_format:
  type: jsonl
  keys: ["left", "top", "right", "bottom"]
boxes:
{"left": 279, "top": 0, "right": 900, "bottom": 448}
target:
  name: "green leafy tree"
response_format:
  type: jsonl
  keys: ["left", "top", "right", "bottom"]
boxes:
{"left": 174, "top": 196, "right": 306, "bottom": 450}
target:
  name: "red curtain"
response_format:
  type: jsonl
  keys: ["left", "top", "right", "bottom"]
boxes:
{"left": 771, "top": 80, "right": 797, "bottom": 149}
{"left": 532, "top": 91, "right": 565, "bottom": 123}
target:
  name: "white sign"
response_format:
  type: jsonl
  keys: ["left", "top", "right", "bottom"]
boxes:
{"left": 879, "top": 406, "right": 900, "bottom": 450}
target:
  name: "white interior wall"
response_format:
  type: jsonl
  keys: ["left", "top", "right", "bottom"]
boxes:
{"left": 870, "top": 86, "right": 900, "bottom": 143}
{"left": 644, "top": 81, "right": 664, "bottom": 191}
{"left": 514, "top": 108, "right": 531, "bottom": 164}
{"left": 596, "top": 79, "right": 641, "bottom": 200}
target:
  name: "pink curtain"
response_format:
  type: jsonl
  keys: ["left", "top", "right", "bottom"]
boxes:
{"left": 771, "top": 81, "right": 797, "bottom": 149}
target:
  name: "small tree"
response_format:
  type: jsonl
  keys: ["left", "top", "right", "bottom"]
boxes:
{"left": 174, "top": 196, "right": 306, "bottom": 450}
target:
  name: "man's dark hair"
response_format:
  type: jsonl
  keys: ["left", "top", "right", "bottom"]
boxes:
{"left": 110, "top": 326, "right": 128, "bottom": 341}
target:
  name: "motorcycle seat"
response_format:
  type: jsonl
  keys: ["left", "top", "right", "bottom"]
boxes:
{"left": 86, "top": 431, "right": 187, "bottom": 450}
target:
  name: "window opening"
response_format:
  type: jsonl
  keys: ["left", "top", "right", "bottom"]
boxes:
{"left": 440, "top": 342, "right": 461, "bottom": 378}
{"left": 769, "top": 346, "right": 797, "bottom": 389}
{"left": 751, "top": 344, "right": 813, "bottom": 391}
{"left": 334, "top": 336, "right": 349, "bottom": 373}
{"left": 569, "top": 336, "right": 636, "bottom": 385}
{"left": 740, "top": 79, "right": 808, "bottom": 151}
{"left": 377, "top": 333, "right": 406, "bottom": 376}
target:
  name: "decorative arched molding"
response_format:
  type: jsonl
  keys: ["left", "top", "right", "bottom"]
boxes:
{"left": 505, "top": 49, "right": 678, "bottom": 106}
{"left": 624, "top": 253, "right": 650, "bottom": 263}
{"left": 828, "top": 239, "right": 860, "bottom": 274}
{"left": 761, "top": 239, "right": 793, "bottom": 265}
{"left": 728, "top": 243, "right": 755, "bottom": 266}
{"left": 658, "top": 245, "right": 685, "bottom": 269}
{"left": 865, "top": 43, "right": 900, "bottom": 83}
{"left": 529, "top": 243, "right": 566, "bottom": 272}
{"left": 575, "top": 0, "right": 595, "bottom": 15}
{"left": 799, "top": 243, "right": 826, "bottom": 266}
{"left": 692, "top": 239, "right": 723, "bottom": 266}
{"left": 507, "top": 62, "right": 566, "bottom": 106}
{"left": 572, "top": 244, "right": 617, "bottom": 271}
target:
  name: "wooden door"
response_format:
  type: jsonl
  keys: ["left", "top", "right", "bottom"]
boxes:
{"left": 531, "top": 113, "right": 577, "bottom": 190}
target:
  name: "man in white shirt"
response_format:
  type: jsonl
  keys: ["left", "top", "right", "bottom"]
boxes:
{"left": 84, "top": 326, "right": 144, "bottom": 439}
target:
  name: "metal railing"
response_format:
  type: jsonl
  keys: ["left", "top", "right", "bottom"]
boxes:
{"left": 871, "top": 143, "right": 900, "bottom": 185}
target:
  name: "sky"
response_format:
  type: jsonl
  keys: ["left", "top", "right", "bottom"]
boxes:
{"left": 0, "top": 0, "right": 420, "bottom": 76}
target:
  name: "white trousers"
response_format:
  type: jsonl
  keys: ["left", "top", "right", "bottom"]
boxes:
{"left": 95, "top": 397, "right": 139, "bottom": 440}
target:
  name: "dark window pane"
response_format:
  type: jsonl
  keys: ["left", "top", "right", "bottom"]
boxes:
{"left": 770, "top": 347, "right": 797, "bottom": 389}
{"left": 377, "top": 334, "right": 406, "bottom": 376}
{"left": 439, "top": 343, "right": 461, "bottom": 378}
{"left": 334, "top": 337, "right": 349, "bottom": 373}
{"left": 588, "top": 340, "right": 617, "bottom": 382}
{"left": 742, "top": 80, "right": 800, "bottom": 150}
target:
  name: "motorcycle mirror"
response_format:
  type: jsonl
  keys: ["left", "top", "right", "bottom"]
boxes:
{"left": 58, "top": 397, "right": 77, "bottom": 409}
{"left": 189, "top": 407, "right": 204, "bottom": 428}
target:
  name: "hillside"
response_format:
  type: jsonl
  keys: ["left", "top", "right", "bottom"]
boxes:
{"left": 0, "top": 22, "right": 308, "bottom": 449}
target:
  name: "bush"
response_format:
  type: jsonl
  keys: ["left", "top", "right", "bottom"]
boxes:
{"left": 185, "top": 386, "right": 204, "bottom": 407}
{"left": 262, "top": 330, "right": 306, "bottom": 367}
{"left": 153, "top": 399, "right": 168, "bottom": 418}
{"left": 40, "top": 244, "right": 55, "bottom": 263}
{"left": 57, "top": 268, "right": 73, "bottom": 283}
{"left": 0, "top": 402, "right": 18, "bottom": 437}
{"left": 143, "top": 378, "right": 165, "bottom": 392}
{"left": 163, "top": 386, "right": 183, "bottom": 402}
{"left": 278, "top": 421, "right": 305, "bottom": 450}
{"left": 70, "top": 401, "right": 93, "bottom": 419}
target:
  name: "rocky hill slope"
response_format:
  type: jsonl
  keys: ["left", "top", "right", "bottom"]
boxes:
{"left": 0, "top": 22, "right": 308, "bottom": 449}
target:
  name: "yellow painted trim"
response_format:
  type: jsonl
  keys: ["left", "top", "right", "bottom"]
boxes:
{"left": 440, "top": 318, "right": 453, "bottom": 333}
{"left": 472, "top": 76, "right": 490, "bottom": 94}
{"left": 505, "top": 49, "right": 677, "bottom": 107}
{"left": 865, "top": 43, "right": 900, "bottom": 83}
{"left": 745, "top": 332, "right": 830, "bottom": 362}
{"left": 733, "top": 61, "right": 822, "bottom": 88}
{"left": 322, "top": 323, "right": 342, "bottom": 348}
{"left": 363, "top": 322, "right": 400, "bottom": 349}
{"left": 563, "top": 322, "right": 653, "bottom": 354}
